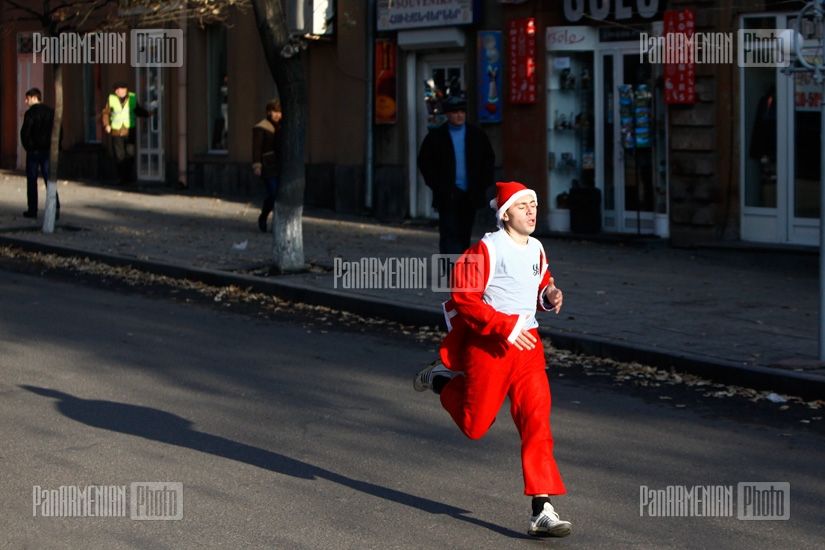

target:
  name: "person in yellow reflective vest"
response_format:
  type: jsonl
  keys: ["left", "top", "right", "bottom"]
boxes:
{"left": 102, "top": 81, "right": 153, "bottom": 185}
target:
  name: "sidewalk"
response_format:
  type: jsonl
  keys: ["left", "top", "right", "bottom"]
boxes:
{"left": 1, "top": 171, "right": 823, "bottom": 399}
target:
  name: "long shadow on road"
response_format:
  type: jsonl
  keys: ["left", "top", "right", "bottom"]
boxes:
{"left": 22, "top": 385, "right": 531, "bottom": 540}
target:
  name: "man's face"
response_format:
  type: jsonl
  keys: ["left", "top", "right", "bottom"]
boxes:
{"left": 267, "top": 110, "right": 282, "bottom": 124}
{"left": 445, "top": 109, "right": 466, "bottom": 126}
{"left": 502, "top": 196, "right": 538, "bottom": 237}
{"left": 114, "top": 86, "right": 128, "bottom": 99}
{"left": 24, "top": 95, "right": 38, "bottom": 107}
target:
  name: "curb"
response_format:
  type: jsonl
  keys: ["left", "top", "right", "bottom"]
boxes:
{"left": 2, "top": 234, "right": 823, "bottom": 402}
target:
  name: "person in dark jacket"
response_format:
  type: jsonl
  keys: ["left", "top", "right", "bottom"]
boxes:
{"left": 417, "top": 93, "right": 495, "bottom": 254}
{"left": 20, "top": 88, "right": 58, "bottom": 219}
{"left": 252, "top": 99, "right": 283, "bottom": 232}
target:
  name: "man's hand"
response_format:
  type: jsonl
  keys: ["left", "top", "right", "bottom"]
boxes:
{"left": 104, "top": 124, "right": 111, "bottom": 134}
{"left": 544, "top": 277, "right": 563, "bottom": 314}
{"left": 513, "top": 329, "right": 537, "bottom": 351}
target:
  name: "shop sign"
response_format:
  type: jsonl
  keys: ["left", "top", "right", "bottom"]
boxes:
{"left": 509, "top": 18, "right": 537, "bottom": 104}
{"left": 663, "top": 10, "right": 695, "bottom": 104}
{"left": 795, "top": 71, "right": 823, "bottom": 112}
{"left": 599, "top": 26, "right": 644, "bottom": 42}
{"left": 377, "top": 0, "right": 479, "bottom": 32}
{"left": 478, "top": 31, "right": 503, "bottom": 123}
{"left": 546, "top": 26, "right": 597, "bottom": 51}
{"left": 375, "top": 39, "right": 398, "bottom": 124}
{"left": 563, "top": 0, "right": 665, "bottom": 23}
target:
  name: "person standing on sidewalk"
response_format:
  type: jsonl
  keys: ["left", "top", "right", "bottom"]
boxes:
{"left": 414, "top": 181, "right": 572, "bottom": 538}
{"left": 102, "top": 82, "right": 152, "bottom": 185}
{"left": 417, "top": 92, "right": 495, "bottom": 255}
{"left": 252, "top": 99, "right": 283, "bottom": 233}
{"left": 20, "top": 88, "right": 59, "bottom": 220}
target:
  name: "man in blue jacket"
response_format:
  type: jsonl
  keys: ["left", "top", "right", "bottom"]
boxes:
{"left": 417, "top": 93, "right": 495, "bottom": 255}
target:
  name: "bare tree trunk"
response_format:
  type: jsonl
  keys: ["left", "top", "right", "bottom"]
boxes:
{"left": 251, "top": 0, "right": 307, "bottom": 272}
{"left": 43, "top": 62, "right": 62, "bottom": 234}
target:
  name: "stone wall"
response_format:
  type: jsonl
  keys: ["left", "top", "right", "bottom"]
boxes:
{"left": 667, "top": 0, "right": 739, "bottom": 246}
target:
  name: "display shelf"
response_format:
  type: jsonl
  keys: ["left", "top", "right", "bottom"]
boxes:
{"left": 547, "top": 52, "right": 595, "bottom": 210}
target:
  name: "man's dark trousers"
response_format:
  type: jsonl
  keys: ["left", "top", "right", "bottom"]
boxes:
{"left": 25, "top": 149, "right": 59, "bottom": 214}
{"left": 438, "top": 191, "right": 476, "bottom": 255}
{"left": 112, "top": 134, "right": 136, "bottom": 184}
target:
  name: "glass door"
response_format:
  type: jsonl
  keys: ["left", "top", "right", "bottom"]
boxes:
{"left": 416, "top": 54, "right": 465, "bottom": 218}
{"left": 601, "top": 51, "right": 665, "bottom": 234}
{"left": 136, "top": 65, "right": 164, "bottom": 181}
{"left": 740, "top": 13, "right": 821, "bottom": 245}
{"left": 789, "top": 42, "right": 821, "bottom": 245}
{"left": 137, "top": 67, "right": 165, "bottom": 181}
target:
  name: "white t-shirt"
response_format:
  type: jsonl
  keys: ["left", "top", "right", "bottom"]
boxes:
{"left": 482, "top": 230, "right": 544, "bottom": 331}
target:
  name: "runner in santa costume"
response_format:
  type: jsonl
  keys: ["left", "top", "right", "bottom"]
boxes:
{"left": 414, "top": 181, "right": 572, "bottom": 538}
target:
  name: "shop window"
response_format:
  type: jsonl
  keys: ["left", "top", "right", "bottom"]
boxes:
{"left": 207, "top": 25, "right": 228, "bottom": 152}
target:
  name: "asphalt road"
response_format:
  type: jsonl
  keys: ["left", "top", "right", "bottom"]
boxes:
{"left": 1, "top": 263, "right": 823, "bottom": 549}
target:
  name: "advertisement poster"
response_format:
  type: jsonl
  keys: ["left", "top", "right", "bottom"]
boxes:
{"left": 663, "top": 10, "right": 696, "bottom": 104}
{"left": 508, "top": 18, "right": 537, "bottom": 104}
{"left": 477, "top": 31, "right": 502, "bottom": 123}
{"left": 375, "top": 39, "right": 397, "bottom": 124}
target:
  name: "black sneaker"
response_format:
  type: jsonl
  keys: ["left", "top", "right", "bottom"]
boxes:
{"left": 23, "top": 210, "right": 37, "bottom": 219}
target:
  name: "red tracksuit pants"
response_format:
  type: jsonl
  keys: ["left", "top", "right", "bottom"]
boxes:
{"left": 439, "top": 328, "right": 566, "bottom": 496}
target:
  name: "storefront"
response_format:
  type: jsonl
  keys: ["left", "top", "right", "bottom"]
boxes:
{"left": 546, "top": 21, "right": 668, "bottom": 236}
{"left": 376, "top": 0, "right": 501, "bottom": 220}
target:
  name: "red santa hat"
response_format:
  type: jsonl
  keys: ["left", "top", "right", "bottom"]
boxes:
{"left": 489, "top": 181, "right": 537, "bottom": 227}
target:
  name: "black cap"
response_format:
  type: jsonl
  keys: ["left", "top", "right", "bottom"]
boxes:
{"left": 113, "top": 81, "right": 128, "bottom": 90}
{"left": 442, "top": 94, "right": 467, "bottom": 113}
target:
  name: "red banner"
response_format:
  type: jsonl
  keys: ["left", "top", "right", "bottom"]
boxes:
{"left": 375, "top": 39, "right": 397, "bottom": 124}
{"left": 508, "top": 17, "right": 537, "bottom": 104}
{"left": 663, "top": 10, "right": 695, "bottom": 105}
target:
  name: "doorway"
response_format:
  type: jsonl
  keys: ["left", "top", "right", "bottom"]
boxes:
{"left": 414, "top": 54, "right": 465, "bottom": 219}
{"left": 740, "top": 13, "right": 820, "bottom": 246}
{"left": 136, "top": 65, "right": 164, "bottom": 181}
{"left": 16, "top": 33, "right": 45, "bottom": 171}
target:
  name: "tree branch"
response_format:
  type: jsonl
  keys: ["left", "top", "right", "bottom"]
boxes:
{"left": 4, "top": 0, "right": 46, "bottom": 22}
